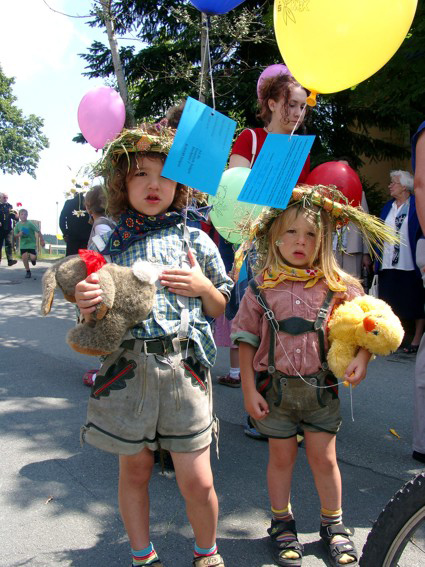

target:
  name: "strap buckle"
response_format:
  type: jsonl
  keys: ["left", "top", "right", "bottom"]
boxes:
{"left": 143, "top": 337, "right": 165, "bottom": 355}
{"left": 314, "top": 307, "right": 328, "bottom": 329}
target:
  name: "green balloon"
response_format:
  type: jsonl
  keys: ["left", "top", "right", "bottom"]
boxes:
{"left": 209, "top": 167, "right": 263, "bottom": 244}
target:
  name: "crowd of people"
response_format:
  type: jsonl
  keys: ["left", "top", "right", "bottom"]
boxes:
{"left": 2, "top": 70, "right": 425, "bottom": 567}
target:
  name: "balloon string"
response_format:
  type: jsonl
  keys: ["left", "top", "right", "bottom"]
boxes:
{"left": 198, "top": 15, "right": 216, "bottom": 110}
{"left": 182, "top": 190, "right": 190, "bottom": 252}
{"left": 206, "top": 16, "right": 216, "bottom": 111}
{"left": 349, "top": 384, "right": 355, "bottom": 422}
{"left": 290, "top": 105, "right": 306, "bottom": 138}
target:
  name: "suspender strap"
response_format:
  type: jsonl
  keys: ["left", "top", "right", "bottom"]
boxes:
{"left": 249, "top": 279, "right": 335, "bottom": 372}
{"left": 176, "top": 224, "right": 191, "bottom": 339}
{"left": 314, "top": 289, "right": 334, "bottom": 367}
{"left": 278, "top": 317, "right": 315, "bottom": 335}
{"left": 249, "top": 279, "right": 277, "bottom": 373}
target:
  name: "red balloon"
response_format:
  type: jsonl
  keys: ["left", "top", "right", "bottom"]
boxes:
{"left": 305, "top": 161, "right": 362, "bottom": 206}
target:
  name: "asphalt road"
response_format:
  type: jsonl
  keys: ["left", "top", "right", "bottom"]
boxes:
{"left": 0, "top": 260, "right": 423, "bottom": 567}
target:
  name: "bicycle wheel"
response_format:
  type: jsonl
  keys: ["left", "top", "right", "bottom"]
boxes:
{"left": 360, "top": 473, "right": 425, "bottom": 566}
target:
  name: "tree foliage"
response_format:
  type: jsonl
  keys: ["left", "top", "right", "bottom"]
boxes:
{"left": 82, "top": 1, "right": 277, "bottom": 122}
{"left": 80, "top": 0, "right": 425, "bottom": 171}
{"left": 0, "top": 66, "right": 49, "bottom": 178}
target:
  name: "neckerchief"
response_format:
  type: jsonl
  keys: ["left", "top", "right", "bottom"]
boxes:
{"left": 102, "top": 208, "right": 184, "bottom": 255}
{"left": 391, "top": 199, "right": 410, "bottom": 266}
{"left": 259, "top": 263, "right": 347, "bottom": 292}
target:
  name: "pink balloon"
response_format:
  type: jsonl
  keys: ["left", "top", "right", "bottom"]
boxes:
{"left": 257, "top": 64, "right": 291, "bottom": 99}
{"left": 77, "top": 86, "right": 126, "bottom": 150}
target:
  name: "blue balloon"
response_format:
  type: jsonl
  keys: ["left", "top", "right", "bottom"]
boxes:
{"left": 189, "top": 0, "right": 246, "bottom": 15}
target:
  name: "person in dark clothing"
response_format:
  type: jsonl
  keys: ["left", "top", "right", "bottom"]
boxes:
{"left": 0, "top": 192, "right": 18, "bottom": 266}
{"left": 59, "top": 193, "right": 92, "bottom": 256}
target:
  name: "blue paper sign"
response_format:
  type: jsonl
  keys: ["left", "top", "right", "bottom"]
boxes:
{"left": 237, "top": 134, "right": 315, "bottom": 209}
{"left": 162, "top": 97, "right": 236, "bottom": 195}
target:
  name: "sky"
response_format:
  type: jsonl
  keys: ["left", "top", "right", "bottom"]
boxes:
{"left": 1, "top": 0, "right": 117, "bottom": 235}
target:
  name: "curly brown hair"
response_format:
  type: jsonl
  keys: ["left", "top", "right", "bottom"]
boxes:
{"left": 257, "top": 74, "right": 309, "bottom": 127}
{"left": 106, "top": 151, "right": 191, "bottom": 217}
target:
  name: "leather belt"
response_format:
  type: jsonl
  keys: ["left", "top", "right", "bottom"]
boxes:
{"left": 121, "top": 335, "right": 194, "bottom": 355}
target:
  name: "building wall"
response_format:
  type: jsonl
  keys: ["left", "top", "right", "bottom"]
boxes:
{"left": 359, "top": 126, "right": 412, "bottom": 207}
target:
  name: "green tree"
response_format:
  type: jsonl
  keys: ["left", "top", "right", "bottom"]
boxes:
{"left": 82, "top": 0, "right": 278, "bottom": 122}
{"left": 80, "top": 0, "right": 424, "bottom": 176}
{"left": 0, "top": 66, "right": 49, "bottom": 177}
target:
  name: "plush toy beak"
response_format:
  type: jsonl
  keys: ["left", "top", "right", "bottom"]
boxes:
{"left": 363, "top": 315, "right": 377, "bottom": 332}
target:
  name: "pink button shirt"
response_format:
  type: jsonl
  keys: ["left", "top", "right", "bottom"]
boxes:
{"left": 231, "top": 277, "right": 362, "bottom": 376}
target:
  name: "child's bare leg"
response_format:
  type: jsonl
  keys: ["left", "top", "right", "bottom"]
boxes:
{"left": 305, "top": 431, "right": 341, "bottom": 509}
{"left": 267, "top": 437, "right": 301, "bottom": 562}
{"left": 171, "top": 446, "right": 218, "bottom": 549}
{"left": 305, "top": 431, "right": 356, "bottom": 565}
{"left": 21, "top": 252, "right": 30, "bottom": 271}
{"left": 118, "top": 448, "right": 154, "bottom": 550}
{"left": 230, "top": 347, "right": 239, "bottom": 368}
{"left": 267, "top": 437, "right": 298, "bottom": 508}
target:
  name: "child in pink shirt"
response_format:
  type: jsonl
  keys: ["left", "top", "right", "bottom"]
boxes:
{"left": 232, "top": 190, "right": 370, "bottom": 567}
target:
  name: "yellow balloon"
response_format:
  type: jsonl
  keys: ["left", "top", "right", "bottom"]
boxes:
{"left": 274, "top": 0, "right": 417, "bottom": 102}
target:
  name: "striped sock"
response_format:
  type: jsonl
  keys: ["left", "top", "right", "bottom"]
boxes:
{"left": 320, "top": 507, "right": 343, "bottom": 526}
{"left": 320, "top": 508, "right": 355, "bottom": 562}
{"left": 272, "top": 504, "right": 293, "bottom": 523}
{"left": 132, "top": 542, "right": 159, "bottom": 566}
{"left": 194, "top": 543, "right": 218, "bottom": 558}
{"left": 271, "top": 505, "right": 300, "bottom": 560}
{"left": 272, "top": 505, "right": 297, "bottom": 545}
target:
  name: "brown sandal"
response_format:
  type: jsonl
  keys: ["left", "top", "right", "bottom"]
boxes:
{"left": 268, "top": 518, "right": 303, "bottom": 566}
{"left": 192, "top": 552, "right": 225, "bottom": 566}
{"left": 217, "top": 373, "right": 241, "bottom": 388}
{"left": 320, "top": 523, "right": 358, "bottom": 566}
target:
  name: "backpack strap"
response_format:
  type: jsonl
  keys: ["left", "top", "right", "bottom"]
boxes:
{"left": 248, "top": 129, "right": 257, "bottom": 168}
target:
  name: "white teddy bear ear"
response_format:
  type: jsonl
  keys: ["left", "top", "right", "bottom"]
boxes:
{"left": 132, "top": 259, "right": 159, "bottom": 284}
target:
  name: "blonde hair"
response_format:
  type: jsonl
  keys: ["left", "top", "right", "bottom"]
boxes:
{"left": 259, "top": 205, "right": 362, "bottom": 290}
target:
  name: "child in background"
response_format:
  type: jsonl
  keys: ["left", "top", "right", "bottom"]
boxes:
{"left": 14, "top": 209, "right": 45, "bottom": 279}
{"left": 231, "top": 187, "right": 386, "bottom": 567}
{"left": 75, "top": 124, "right": 232, "bottom": 567}
{"left": 82, "top": 185, "right": 116, "bottom": 387}
{"left": 84, "top": 184, "right": 116, "bottom": 249}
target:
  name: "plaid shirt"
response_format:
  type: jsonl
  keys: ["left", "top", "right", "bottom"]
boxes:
{"left": 100, "top": 223, "right": 233, "bottom": 368}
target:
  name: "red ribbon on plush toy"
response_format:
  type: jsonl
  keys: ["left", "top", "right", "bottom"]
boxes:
{"left": 78, "top": 249, "right": 107, "bottom": 275}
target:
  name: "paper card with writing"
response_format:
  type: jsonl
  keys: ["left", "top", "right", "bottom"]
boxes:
{"left": 237, "top": 133, "right": 315, "bottom": 208}
{"left": 162, "top": 97, "right": 236, "bottom": 195}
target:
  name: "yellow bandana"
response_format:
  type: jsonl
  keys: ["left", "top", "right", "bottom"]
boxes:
{"left": 259, "top": 264, "right": 347, "bottom": 292}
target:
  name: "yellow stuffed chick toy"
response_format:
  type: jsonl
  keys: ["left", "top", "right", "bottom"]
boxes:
{"left": 327, "top": 295, "right": 404, "bottom": 380}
